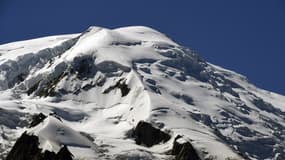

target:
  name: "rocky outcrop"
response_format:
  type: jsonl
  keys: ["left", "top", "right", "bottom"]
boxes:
{"left": 56, "top": 146, "right": 73, "bottom": 160}
{"left": 132, "top": 121, "right": 171, "bottom": 147}
{"left": 7, "top": 114, "right": 73, "bottom": 160}
{"left": 6, "top": 132, "right": 41, "bottom": 160}
{"left": 29, "top": 113, "right": 47, "bottom": 128}
{"left": 172, "top": 135, "right": 201, "bottom": 160}
{"left": 103, "top": 78, "right": 130, "bottom": 97}
{"left": 6, "top": 132, "right": 73, "bottom": 160}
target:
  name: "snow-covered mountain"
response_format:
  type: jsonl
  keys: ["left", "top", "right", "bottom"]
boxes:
{"left": 0, "top": 26, "right": 285, "bottom": 160}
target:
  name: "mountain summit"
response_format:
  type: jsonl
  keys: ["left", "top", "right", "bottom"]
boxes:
{"left": 0, "top": 26, "right": 284, "bottom": 160}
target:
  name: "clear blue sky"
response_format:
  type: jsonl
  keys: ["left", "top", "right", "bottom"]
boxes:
{"left": 1, "top": 0, "right": 285, "bottom": 95}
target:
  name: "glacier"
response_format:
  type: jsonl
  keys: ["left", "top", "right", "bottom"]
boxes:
{"left": 0, "top": 26, "right": 285, "bottom": 160}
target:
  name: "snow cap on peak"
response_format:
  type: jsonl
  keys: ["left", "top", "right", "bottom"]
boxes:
{"left": 80, "top": 25, "right": 177, "bottom": 46}
{"left": 114, "top": 25, "right": 177, "bottom": 45}
{"left": 63, "top": 25, "right": 178, "bottom": 67}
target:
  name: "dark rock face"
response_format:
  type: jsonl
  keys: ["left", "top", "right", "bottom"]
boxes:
{"left": 172, "top": 135, "right": 200, "bottom": 160}
{"left": 42, "top": 151, "right": 57, "bottom": 160}
{"left": 29, "top": 113, "right": 47, "bottom": 128}
{"left": 132, "top": 121, "right": 171, "bottom": 147}
{"left": 72, "top": 56, "right": 96, "bottom": 79}
{"left": 56, "top": 146, "right": 73, "bottom": 160}
{"left": 103, "top": 79, "right": 130, "bottom": 97}
{"left": 6, "top": 132, "right": 73, "bottom": 160}
{"left": 6, "top": 132, "right": 41, "bottom": 160}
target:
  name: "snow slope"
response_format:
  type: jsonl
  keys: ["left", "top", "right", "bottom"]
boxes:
{"left": 0, "top": 26, "right": 285, "bottom": 160}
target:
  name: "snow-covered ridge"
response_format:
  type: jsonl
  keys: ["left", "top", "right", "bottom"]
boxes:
{"left": 29, "top": 116, "right": 99, "bottom": 158}
{"left": 1, "top": 26, "right": 285, "bottom": 160}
